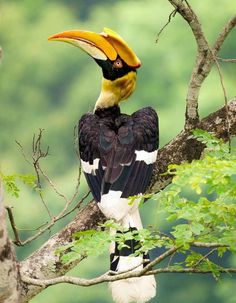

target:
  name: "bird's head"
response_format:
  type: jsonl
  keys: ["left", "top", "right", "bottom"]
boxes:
{"left": 48, "top": 28, "right": 141, "bottom": 109}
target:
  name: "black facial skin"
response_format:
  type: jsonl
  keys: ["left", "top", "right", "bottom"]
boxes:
{"left": 94, "top": 56, "right": 136, "bottom": 81}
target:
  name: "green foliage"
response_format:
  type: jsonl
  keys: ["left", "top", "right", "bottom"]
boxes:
{"left": 0, "top": 172, "right": 37, "bottom": 197}
{"left": 59, "top": 130, "right": 236, "bottom": 280}
{"left": 57, "top": 219, "right": 169, "bottom": 265}
{"left": 57, "top": 229, "right": 111, "bottom": 264}
{"left": 161, "top": 130, "right": 236, "bottom": 253}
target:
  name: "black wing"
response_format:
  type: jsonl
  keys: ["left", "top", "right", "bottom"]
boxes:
{"left": 78, "top": 107, "right": 159, "bottom": 202}
{"left": 78, "top": 113, "right": 105, "bottom": 202}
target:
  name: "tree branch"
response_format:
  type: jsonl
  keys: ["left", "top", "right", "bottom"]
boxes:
{"left": 20, "top": 242, "right": 236, "bottom": 289}
{"left": 21, "top": 266, "right": 236, "bottom": 288}
{"left": 214, "top": 15, "right": 236, "bottom": 53}
{"left": 21, "top": 247, "right": 179, "bottom": 287}
{"left": 150, "top": 98, "right": 236, "bottom": 191}
{"left": 168, "top": 0, "right": 210, "bottom": 127}
{"left": 168, "top": 1, "right": 236, "bottom": 129}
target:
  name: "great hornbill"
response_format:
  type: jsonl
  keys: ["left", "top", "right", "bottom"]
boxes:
{"left": 49, "top": 28, "right": 159, "bottom": 303}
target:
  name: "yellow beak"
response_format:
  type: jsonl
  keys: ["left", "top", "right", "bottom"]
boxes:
{"left": 48, "top": 28, "right": 141, "bottom": 68}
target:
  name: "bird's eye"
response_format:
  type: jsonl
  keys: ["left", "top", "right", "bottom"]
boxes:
{"left": 113, "top": 58, "right": 123, "bottom": 69}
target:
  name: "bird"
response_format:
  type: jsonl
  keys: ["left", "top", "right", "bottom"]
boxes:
{"left": 48, "top": 28, "right": 159, "bottom": 303}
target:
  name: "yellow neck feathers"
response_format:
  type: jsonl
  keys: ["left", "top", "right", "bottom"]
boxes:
{"left": 95, "top": 71, "right": 136, "bottom": 110}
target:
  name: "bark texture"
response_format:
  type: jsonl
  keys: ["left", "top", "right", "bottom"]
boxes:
{"left": 0, "top": 183, "right": 21, "bottom": 303}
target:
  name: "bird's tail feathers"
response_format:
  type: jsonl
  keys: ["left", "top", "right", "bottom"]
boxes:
{"left": 109, "top": 209, "right": 156, "bottom": 303}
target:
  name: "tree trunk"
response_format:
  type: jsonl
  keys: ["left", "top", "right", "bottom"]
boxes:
{"left": 0, "top": 182, "right": 21, "bottom": 303}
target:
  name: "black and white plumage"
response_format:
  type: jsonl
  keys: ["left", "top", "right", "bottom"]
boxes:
{"left": 49, "top": 27, "right": 159, "bottom": 303}
{"left": 79, "top": 105, "right": 158, "bottom": 303}
{"left": 79, "top": 105, "right": 158, "bottom": 220}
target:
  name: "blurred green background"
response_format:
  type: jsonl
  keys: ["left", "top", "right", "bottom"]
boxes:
{"left": 1, "top": 0, "right": 236, "bottom": 302}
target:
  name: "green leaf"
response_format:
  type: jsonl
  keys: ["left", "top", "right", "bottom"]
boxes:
{"left": 191, "top": 222, "right": 204, "bottom": 235}
{"left": 0, "top": 172, "right": 37, "bottom": 198}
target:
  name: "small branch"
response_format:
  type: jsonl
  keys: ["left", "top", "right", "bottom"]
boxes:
{"left": 213, "top": 15, "right": 236, "bottom": 54}
{"left": 21, "top": 246, "right": 179, "bottom": 287}
{"left": 193, "top": 248, "right": 217, "bottom": 268}
{"left": 217, "top": 57, "right": 236, "bottom": 63}
{"left": 16, "top": 133, "right": 52, "bottom": 219}
{"left": 148, "top": 267, "right": 236, "bottom": 275}
{"left": 5, "top": 206, "right": 21, "bottom": 245}
{"left": 17, "top": 192, "right": 89, "bottom": 246}
{"left": 140, "top": 246, "right": 179, "bottom": 274}
{"left": 14, "top": 130, "right": 85, "bottom": 246}
{"left": 211, "top": 15, "right": 236, "bottom": 147}
{"left": 191, "top": 242, "right": 228, "bottom": 248}
{"left": 212, "top": 58, "right": 230, "bottom": 144}
{"left": 21, "top": 265, "right": 236, "bottom": 288}
{"left": 168, "top": 0, "right": 210, "bottom": 128}
{"left": 59, "top": 192, "right": 91, "bottom": 220}
{"left": 156, "top": 8, "right": 178, "bottom": 43}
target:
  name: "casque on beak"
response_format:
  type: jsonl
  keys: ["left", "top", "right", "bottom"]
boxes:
{"left": 48, "top": 28, "right": 141, "bottom": 68}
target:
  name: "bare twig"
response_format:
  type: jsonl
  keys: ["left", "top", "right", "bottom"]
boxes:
{"left": 14, "top": 129, "right": 86, "bottom": 246}
{"left": 73, "top": 124, "right": 80, "bottom": 160}
{"left": 211, "top": 15, "right": 236, "bottom": 147}
{"left": 148, "top": 267, "right": 236, "bottom": 275}
{"left": 209, "top": 57, "right": 231, "bottom": 147}
{"left": 5, "top": 206, "right": 21, "bottom": 245}
{"left": 167, "top": 250, "right": 177, "bottom": 267}
{"left": 213, "top": 15, "right": 236, "bottom": 54}
{"left": 191, "top": 242, "right": 228, "bottom": 248}
{"left": 17, "top": 131, "right": 53, "bottom": 219}
{"left": 37, "top": 167, "right": 68, "bottom": 203}
{"left": 5, "top": 205, "right": 49, "bottom": 246}
{"left": 193, "top": 248, "right": 217, "bottom": 268}
{"left": 15, "top": 140, "right": 32, "bottom": 166}
{"left": 16, "top": 189, "right": 89, "bottom": 246}
{"left": 217, "top": 57, "right": 236, "bottom": 63}
{"left": 156, "top": 8, "right": 178, "bottom": 43}
{"left": 32, "top": 129, "right": 52, "bottom": 218}
{"left": 59, "top": 193, "right": 91, "bottom": 220}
